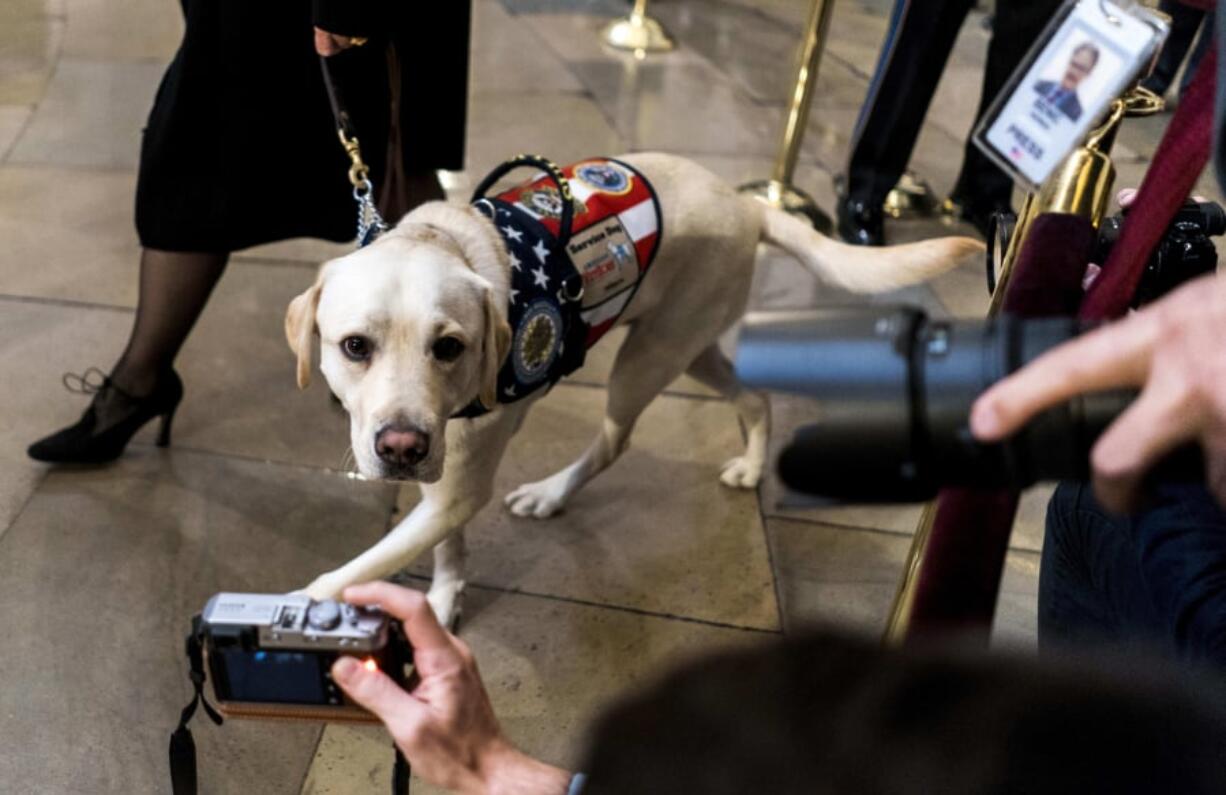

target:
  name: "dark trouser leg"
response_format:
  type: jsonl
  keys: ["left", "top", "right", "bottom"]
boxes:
{"left": 1177, "top": 11, "right": 1214, "bottom": 99}
{"left": 950, "top": 0, "right": 1063, "bottom": 210}
{"left": 376, "top": 43, "right": 447, "bottom": 224}
{"left": 844, "top": 0, "right": 973, "bottom": 206}
{"left": 1040, "top": 481, "right": 1226, "bottom": 667}
{"left": 1039, "top": 481, "right": 1163, "bottom": 651}
{"left": 1144, "top": 0, "right": 1205, "bottom": 95}
{"left": 111, "top": 248, "right": 230, "bottom": 396}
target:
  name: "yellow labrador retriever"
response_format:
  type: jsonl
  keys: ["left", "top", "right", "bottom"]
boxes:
{"left": 286, "top": 153, "right": 981, "bottom": 625}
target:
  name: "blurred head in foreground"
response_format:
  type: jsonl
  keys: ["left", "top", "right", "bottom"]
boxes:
{"left": 581, "top": 630, "right": 1226, "bottom": 795}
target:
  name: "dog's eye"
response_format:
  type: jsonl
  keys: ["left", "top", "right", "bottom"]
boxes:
{"left": 341, "top": 336, "right": 372, "bottom": 362}
{"left": 432, "top": 337, "right": 465, "bottom": 362}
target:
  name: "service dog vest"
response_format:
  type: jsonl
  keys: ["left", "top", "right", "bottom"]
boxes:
{"left": 458, "top": 156, "right": 662, "bottom": 416}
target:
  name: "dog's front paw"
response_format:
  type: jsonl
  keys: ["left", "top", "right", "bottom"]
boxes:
{"left": 427, "top": 581, "right": 465, "bottom": 632}
{"left": 719, "top": 455, "right": 763, "bottom": 489}
{"left": 302, "top": 574, "right": 345, "bottom": 601}
{"left": 504, "top": 479, "right": 567, "bottom": 519}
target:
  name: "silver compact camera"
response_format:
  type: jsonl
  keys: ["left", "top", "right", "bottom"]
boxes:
{"left": 196, "top": 592, "right": 411, "bottom": 722}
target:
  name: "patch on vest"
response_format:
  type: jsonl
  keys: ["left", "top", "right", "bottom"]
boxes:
{"left": 574, "top": 160, "right": 633, "bottom": 195}
{"left": 512, "top": 299, "right": 564, "bottom": 387}
{"left": 504, "top": 158, "right": 661, "bottom": 346}
{"left": 518, "top": 184, "right": 587, "bottom": 222}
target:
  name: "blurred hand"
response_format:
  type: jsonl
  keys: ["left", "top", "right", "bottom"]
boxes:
{"left": 331, "top": 582, "right": 572, "bottom": 795}
{"left": 971, "top": 271, "right": 1226, "bottom": 512}
{"left": 314, "top": 27, "right": 366, "bottom": 56}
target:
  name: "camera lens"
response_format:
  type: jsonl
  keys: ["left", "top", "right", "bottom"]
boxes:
{"left": 1200, "top": 201, "right": 1226, "bottom": 236}
{"left": 736, "top": 307, "right": 1145, "bottom": 502}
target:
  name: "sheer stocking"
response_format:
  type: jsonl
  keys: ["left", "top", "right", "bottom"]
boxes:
{"left": 110, "top": 248, "right": 229, "bottom": 397}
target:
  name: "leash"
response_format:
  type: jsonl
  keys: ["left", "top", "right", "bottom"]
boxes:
{"left": 320, "top": 55, "right": 389, "bottom": 248}
{"left": 168, "top": 59, "right": 414, "bottom": 791}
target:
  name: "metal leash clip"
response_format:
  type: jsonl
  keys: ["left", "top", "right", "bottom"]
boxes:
{"left": 321, "top": 56, "right": 389, "bottom": 249}
{"left": 337, "top": 127, "right": 389, "bottom": 248}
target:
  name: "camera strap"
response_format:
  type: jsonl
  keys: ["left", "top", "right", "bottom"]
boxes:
{"left": 169, "top": 624, "right": 224, "bottom": 795}
{"left": 168, "top": 621, "right": 412, "bottom": 794}
{"left": 393, "top": 749, "right": 411, "bottom": 795}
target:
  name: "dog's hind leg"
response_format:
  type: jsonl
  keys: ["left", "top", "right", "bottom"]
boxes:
{"left": 685, "top": 344, "right": 769, "bottom": 489}
{"left": 504, "top": 314, "right": 724, "bottom": 519}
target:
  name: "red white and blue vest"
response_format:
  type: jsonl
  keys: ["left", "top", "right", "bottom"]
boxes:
{"left": 461, "top": 156, "right": 662, "bottom": 415}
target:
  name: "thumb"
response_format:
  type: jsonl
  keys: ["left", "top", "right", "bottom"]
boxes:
{"left": 332, "top": 656, "right": 422, "bottom": 730}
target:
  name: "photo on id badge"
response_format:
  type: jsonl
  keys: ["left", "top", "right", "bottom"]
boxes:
{"left": 1031, "top": 34, "right": 1118, "bottom": 123}
{"left": 982, "top": 11, "right": 1133, "bottom": 188}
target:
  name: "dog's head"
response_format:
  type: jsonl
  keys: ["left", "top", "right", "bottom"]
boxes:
{"left": 285, "top": 202, "right": 512, "bottom": 482}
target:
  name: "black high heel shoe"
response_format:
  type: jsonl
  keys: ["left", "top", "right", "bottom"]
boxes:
{"left": 27, "top": 368, "right": 183, "bottom": 464}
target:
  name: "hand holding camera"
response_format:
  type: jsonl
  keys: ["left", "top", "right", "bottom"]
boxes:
{"left": 183, "top": 584, "right": 571, "bottom": 795}
{"left": 327, "top": 583, "right": 573, "bottom": 795}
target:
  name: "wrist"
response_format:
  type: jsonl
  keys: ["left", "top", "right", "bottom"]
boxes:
{"left": 478, "top": 742, "right": 572, "bottom": 795}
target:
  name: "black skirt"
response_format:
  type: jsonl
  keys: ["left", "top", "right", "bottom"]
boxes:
{"left": 135, "top": 0, "right": 470, "bottom": 252}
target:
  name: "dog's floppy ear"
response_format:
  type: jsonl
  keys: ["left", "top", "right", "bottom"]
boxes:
{"left": 285, "top": 272, "right": 324, "bottom": 389}
{"left": 478, "top": 287, "right": 512, "bottom": 409}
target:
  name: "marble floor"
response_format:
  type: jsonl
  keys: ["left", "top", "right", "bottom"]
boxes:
{"left": 0, "top": 1, "right": 1214, "bottom": 792}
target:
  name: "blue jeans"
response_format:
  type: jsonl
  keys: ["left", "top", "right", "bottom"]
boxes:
{"left": 1040, "top": 482, "right": 1226, "bottom": 666}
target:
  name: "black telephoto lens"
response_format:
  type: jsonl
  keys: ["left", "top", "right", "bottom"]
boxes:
{"left": 735, "top": 307, "right": 1144, "bottom": 503}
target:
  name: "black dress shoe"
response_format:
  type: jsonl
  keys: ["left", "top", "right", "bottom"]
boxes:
{"left": 27, "top": 368, "right": 183, "bottom": 464}
{"left": 836, "top": 196, "right": 884, "bottom": 246}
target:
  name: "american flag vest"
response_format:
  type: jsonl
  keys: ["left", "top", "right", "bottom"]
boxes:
{"left": 460, "top": 156, "right": 662, "bottom": 416}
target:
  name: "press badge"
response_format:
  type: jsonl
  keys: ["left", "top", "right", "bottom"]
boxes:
{"left": 974, "top": 0, "right": 1168, "bottom": 190}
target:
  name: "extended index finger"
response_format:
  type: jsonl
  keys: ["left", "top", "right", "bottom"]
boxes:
{"left": 342, "top": 581, "right": 457, "bottom": 659}
{"left": 971, "top": 312, "right": 1159, "bottom": 440}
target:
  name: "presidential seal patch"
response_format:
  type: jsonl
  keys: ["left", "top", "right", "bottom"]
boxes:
{"left": 512, "top": 299, "right": 564, "bottom": 386}
{"left": 574, "top": 161, "right": 632, "bottom": 195}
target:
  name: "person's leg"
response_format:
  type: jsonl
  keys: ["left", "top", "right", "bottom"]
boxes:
{"left": 111, "top": 248, "right": 229, "bottom": 396}
{"left": 844, "top": 0, "right": 974, "bottom": 207}
{"left": 1143, "top": 0, "right": 1205, "bottom": 96}
{"left": 1039, "top": 481, "right": 1165, "bottom": 652}
{"left": 1131, "top": 484, "right": 1226, "bottom": 666}
{"left": 1177, "top": 12, "right": 1214, "bottom": 100}
{"left": 375, "top": 44, "right": 446, "bottom": 222}
{"left": 27, "top": 247, "right": 228, "bottom": 463}
{"left": 1040, "top": 481, "right": 1226, "bottom": 667}
{"left": 949, "top": 0, "right": 1062, "bottom": 224}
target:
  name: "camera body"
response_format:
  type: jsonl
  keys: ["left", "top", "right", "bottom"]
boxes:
{"left": 197, "top": 592, "right": 411, "bottom": 722}
{"left": 1093, "top": 201, "right": 1224, "bottom": 306}
{"left": 988, "top": 200, "right": 1224, "bottom": 302}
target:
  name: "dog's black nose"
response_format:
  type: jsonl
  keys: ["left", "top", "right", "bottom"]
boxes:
{"left": 375, "top": 425, "right": 430, "bottom": 468}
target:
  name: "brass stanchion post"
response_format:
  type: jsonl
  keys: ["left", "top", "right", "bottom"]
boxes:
{"left": 601, "top": 0, "right": 675, "bottom": 59}
{"left": 739, "top": 0, "right": 835, "bottom": 233}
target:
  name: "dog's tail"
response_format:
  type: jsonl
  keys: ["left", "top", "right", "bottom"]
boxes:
{"left": 758, "top": 203, "right": 984, "bottom": 293}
